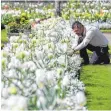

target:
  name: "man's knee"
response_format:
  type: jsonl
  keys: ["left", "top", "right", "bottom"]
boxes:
{"left": 92, "top": 52, "right": 110, "bottom": 64}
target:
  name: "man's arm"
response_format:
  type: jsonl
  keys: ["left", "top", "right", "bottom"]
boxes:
{"left": 74, "top": 30, "right": 95, "bottom": 51}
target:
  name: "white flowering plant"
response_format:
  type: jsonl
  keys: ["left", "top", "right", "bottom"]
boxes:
{"left": 1, "top": 17, "right": 86, "bottom": 110}
{"left": 62, "top": 0, "right": 111, "bottom": 23}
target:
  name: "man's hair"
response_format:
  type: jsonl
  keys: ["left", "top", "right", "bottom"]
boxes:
{"left": 72, "top": 21, "right": 83, "bottom": 29}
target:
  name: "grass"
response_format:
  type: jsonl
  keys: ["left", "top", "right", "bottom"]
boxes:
{"left": 100, "top": 29, "right": 111, "bottom": 33}
{"left": 80, "top": 64, "right": 111, "bottom": 110}
{"left": 1, "top": 29, "right": 8, "bottom": 48}
{"left": 1, "top": 29, "right": 8, "bottom": 42}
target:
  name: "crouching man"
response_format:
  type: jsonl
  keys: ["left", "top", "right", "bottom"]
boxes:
{"left": 71, "top": 21, "right": 110, "bottom": 65}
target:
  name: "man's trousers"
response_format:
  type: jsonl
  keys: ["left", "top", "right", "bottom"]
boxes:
{"left": 80, "top": 44, "right": 110, "bottom": 64}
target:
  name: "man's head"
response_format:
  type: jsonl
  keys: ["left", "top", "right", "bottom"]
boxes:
{"left": 72, "top": 21, "right": 84, "bottom": 36}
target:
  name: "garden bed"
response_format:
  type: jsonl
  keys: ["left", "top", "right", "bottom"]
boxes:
{"left": 1, "top": 18, "right": 86, "bottom": 110}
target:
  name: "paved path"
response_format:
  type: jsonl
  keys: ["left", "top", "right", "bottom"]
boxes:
{"left": 103, "top": 33, "right": 111, "bottom": 45}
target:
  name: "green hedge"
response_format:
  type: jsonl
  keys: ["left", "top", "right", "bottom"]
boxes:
{"left": 100, "top": 29, "right": 111, "bottom": 33}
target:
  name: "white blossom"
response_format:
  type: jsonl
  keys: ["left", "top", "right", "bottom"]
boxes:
{"left": 36, "top": 69, "right": 46, "bottom": 85}
{"left": 1, "top": 88, "right": 9, "bottom": 98}
{"left": 22, "top": 61, "right": 36, "bottom": 72}
{"left": 8, "top": 69, "right": 17, "bottom": 78}
{"left": 46, "top": 70, "right": 56, "bottom": 81}
{"left": 35, "top": 50, "right": 44, "bottom": 60}
{"left": 6, "top": 95, "right": 27, "bottom": 110}
{"left": 75, "top": 91, "right": 86, "bottom": 108}
{"left": 62, "top": 75, "right": 70, "bottom": 86}
{"left": 8, "top": 57, "right": 21, "bottom": 69}
{"left": 57, "top": 55, "right": 65, "bottom": 66}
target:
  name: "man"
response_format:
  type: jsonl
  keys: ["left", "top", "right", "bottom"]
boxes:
{"left": 71, "top": 21, "right": 110, "bottom": 65}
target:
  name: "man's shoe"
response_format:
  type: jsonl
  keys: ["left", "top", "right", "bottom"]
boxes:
{"left": 103, "top": 58, "right": 110, "bottom": 64}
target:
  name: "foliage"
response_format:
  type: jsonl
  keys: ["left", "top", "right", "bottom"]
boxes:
{"left": 7, "top": 12, "right": 31, "bottom": 33}
{"left": 8, "top": 22, "right": 21, "bottom": 33}
{"left": 1, "top": 14, "right": 15, "bottom": 25}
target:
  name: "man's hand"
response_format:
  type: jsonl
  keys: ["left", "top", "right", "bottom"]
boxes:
{"left": 67, "top": 49, "right": 75, "bottom": 56}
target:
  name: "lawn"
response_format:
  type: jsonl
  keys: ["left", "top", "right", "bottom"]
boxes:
{"left": 80, "top": 65, "right": 111, "bottom": 110}
{"left": 1, "top": 29, "right": 8, "bottom": 42}
{"left": 1, "top": 29, "right": 8, "bottom": 48}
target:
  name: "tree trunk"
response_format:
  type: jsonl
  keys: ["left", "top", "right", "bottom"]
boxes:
{"left": 55, "top": 0, "right": 61, "bottom": 17}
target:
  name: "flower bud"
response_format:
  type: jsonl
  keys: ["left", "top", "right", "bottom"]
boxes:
{"left": 9, "top": 86, "right": 17, "bottom": 95}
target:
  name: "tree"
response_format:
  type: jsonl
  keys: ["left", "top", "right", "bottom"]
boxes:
{"left": 55, "top": 0, "right": 61, "bottom": 17}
